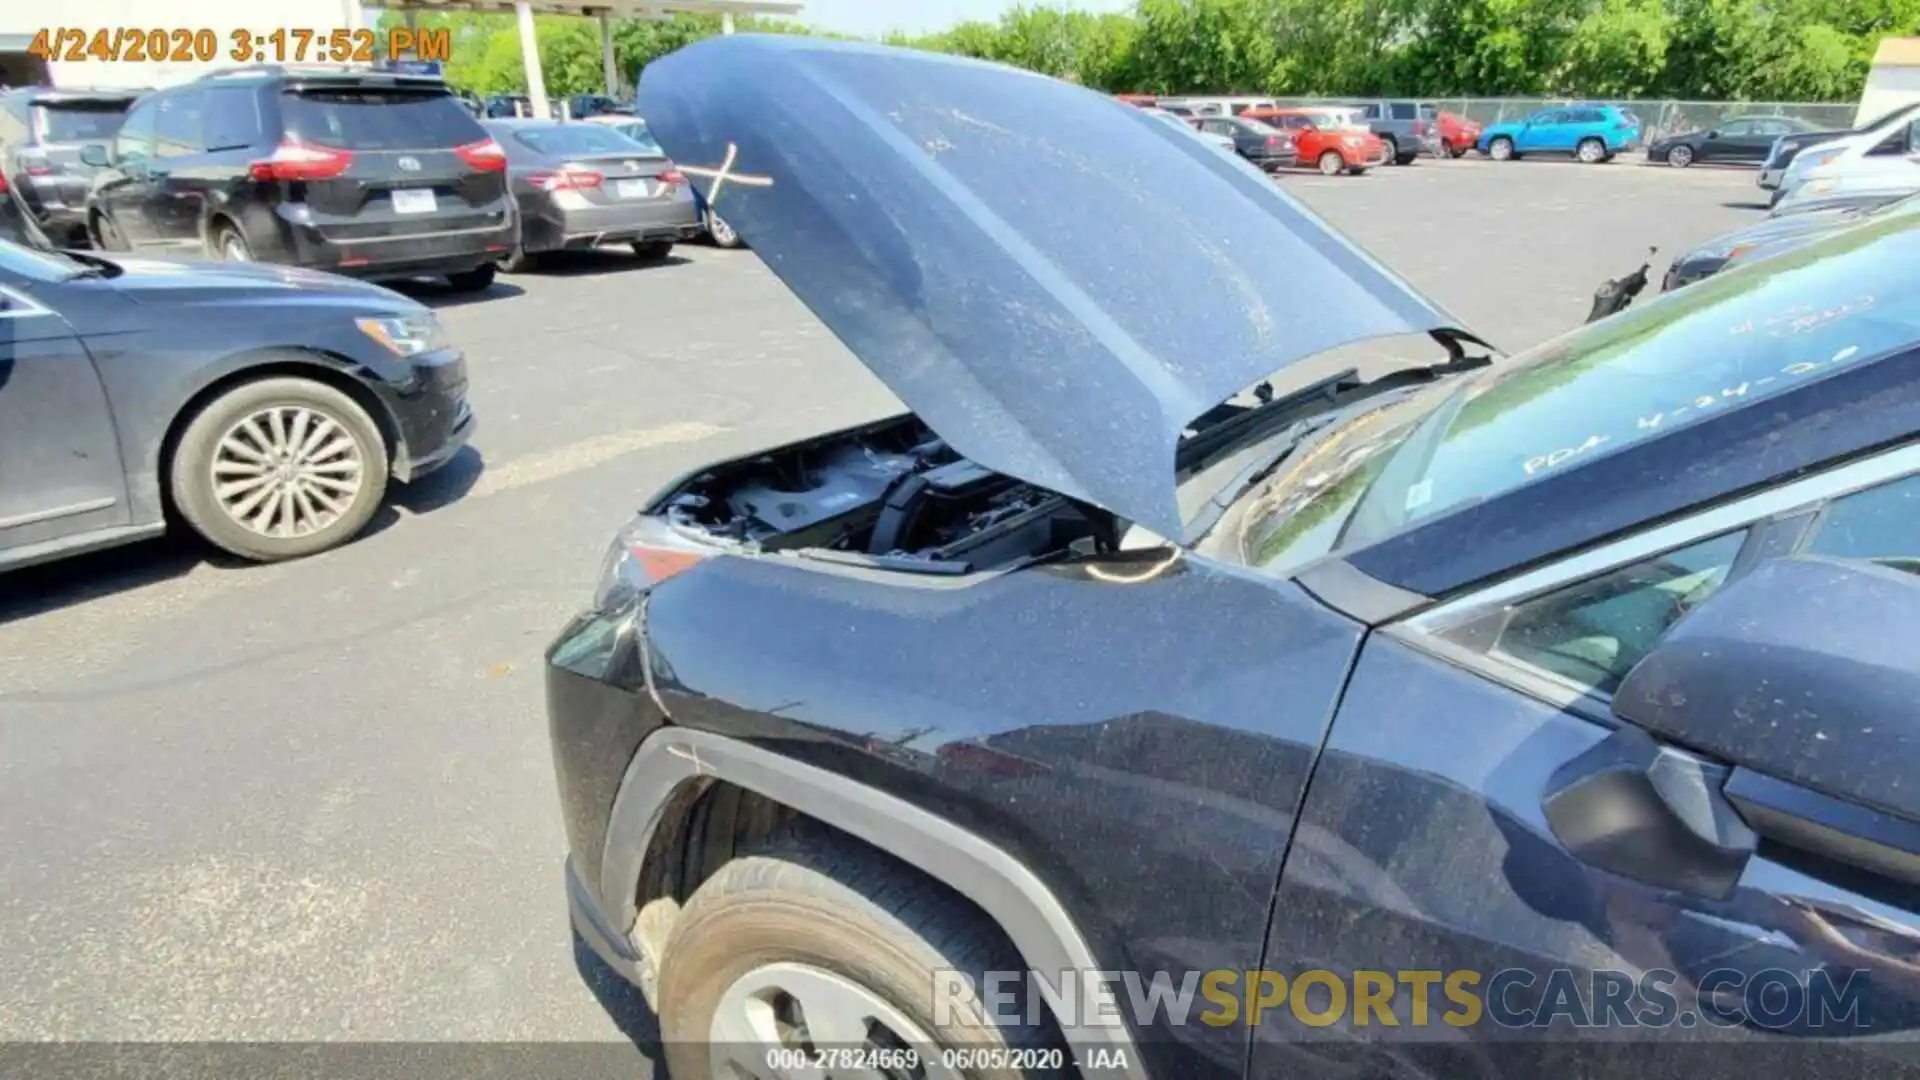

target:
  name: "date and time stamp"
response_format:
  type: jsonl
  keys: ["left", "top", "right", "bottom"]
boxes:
{"left": 28, "top": 26, "right": 452, "bottom": 65}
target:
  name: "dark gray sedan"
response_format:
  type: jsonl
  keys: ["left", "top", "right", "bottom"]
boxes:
{"left": 481, "top": 119, "right": 701, "bottom": 271}
{"left": 0, "top": 239, "right": 473, "bottom": 571}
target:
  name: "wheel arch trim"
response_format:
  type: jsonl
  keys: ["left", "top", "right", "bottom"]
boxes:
{"left": 598, "top": 726, "right": 1150, "bottom": 1080}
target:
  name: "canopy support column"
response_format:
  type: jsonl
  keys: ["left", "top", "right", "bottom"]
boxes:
{"left": 516, "top": 0, "right": 550, "bottom": 119}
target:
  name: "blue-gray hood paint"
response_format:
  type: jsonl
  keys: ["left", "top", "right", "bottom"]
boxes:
{"left": 638, "top": 35, "right": 1463, "bottom": 536}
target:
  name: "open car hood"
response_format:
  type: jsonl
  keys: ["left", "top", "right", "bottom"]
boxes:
{"left": 640, "top": 35, "right": 1468, "bottom": 536}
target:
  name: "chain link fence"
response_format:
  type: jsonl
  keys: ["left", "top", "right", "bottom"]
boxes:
{"left": 1266, "top": 97, "right": 1857, "bottom": 140}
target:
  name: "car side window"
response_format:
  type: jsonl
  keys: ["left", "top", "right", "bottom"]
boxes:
{"left": 1389, "top": 102, "right": 1418, "bottom": 120}
{"left": 1720, "top": 120, "right": 1753, "bottom": 137}
{"left": 202, "top": 87, "right": 263, "bottom": 152}
{"left": 1802, "top": 473, "right": 1920, "bottom": 575}
{"left": 113, "top": 100, "right": 158, "bottom": 164}
{"left": 1435, "top": 530, "right": 1749, "bottom": 697}
{"left": 153, "top": 90, "right": 206, "bottom": 159}
{"left": 1533, "top": 111, "right": 1563, "bottom": 125}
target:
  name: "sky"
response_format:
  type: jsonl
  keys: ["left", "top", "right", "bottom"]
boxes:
{"left": 796, "top": 0, "right": 1133, "bottom": 38}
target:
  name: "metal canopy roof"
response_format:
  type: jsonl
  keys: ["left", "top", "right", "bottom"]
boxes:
{"left": 378, "top": 0, "right": 803, "bottom": 15}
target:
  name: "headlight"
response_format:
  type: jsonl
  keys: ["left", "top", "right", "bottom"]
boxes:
{"left": 355, "top": 313, "right": 450, "bottom": 357}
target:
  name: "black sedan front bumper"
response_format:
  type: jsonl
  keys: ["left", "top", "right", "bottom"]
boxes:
{"left": 375, "top": 348, "right": 478, "bottom": 482}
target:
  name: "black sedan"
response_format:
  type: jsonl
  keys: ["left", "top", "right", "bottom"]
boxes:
{"left": 1194, "top": 114, "right": 1299, "bottom": 170}
{"left": 1648, "top": 114, "right": 1818, "bottom": 167}
{"left": 0, "top": 240, "right": 473, "bottom": 572}
{"left": 550, "top": 37, "right": 1920, "bottom": 1080}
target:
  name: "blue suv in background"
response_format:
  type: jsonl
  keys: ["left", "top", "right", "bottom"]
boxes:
{"left": 1479, "top": 103, "right": 1642, "bottom": 163}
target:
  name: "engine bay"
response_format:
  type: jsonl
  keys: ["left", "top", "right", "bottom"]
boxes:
{"left": 655, "top": 416, "right": 1115, "bottom": 573}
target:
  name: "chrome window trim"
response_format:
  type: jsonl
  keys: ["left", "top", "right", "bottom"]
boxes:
{"left": 1397, "top": 438, "right": 1920, "bottom": 639}
{"left": 0, "top": 283, "right": 53, "bottom": 319}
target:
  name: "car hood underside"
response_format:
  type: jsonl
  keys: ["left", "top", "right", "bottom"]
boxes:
{"left": 639, "top": 34, "right": 1467, "bottom": 537}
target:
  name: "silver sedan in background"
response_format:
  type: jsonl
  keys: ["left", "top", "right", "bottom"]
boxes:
{"left": 583, "top": 114, "right": 744, "bottom": 248}
{"left": 481, "top": 118, "right": 701, "bottom": 271}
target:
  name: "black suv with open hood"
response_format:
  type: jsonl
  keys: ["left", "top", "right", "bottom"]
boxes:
{"left": 548, "top": 35, "right": 1920, "bottom": 1080}
{"left": 83, "top": 65, "right": 515, "bottom": 291}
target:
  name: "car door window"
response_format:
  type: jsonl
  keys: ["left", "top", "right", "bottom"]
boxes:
{"left": 1389, "top": 103, "right": 1418, "bottom": 120}
{"left": 202, "top": 87, "right": 263, "bottom": 152}
{"left": 113, "top": 100, "right": 157, "bottom": 164}
{"left": 152, "top": 90, "right": 205, "bottom": 159}
{"left": 1720, "top": 120, "right": 1753, "bottom": 137}
{"left": 1435, "top": 530, "right": 1749, "bottom": 696}
{"left": 1802, "top": 473, "right": 1920, "bottom": 574}
{"left": 1532, "top": 111, "right": 1563, "bottom": 125}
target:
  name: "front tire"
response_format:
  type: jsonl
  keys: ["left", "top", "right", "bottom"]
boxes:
{"left": 657, "top": 826, "right": 1069, "bottom": 1080}
{"left": 214, "top": 221, "right": 253, "bottom": 262}
{"left": 1317, "top": 150, "right": 1344, "bottom": 176}
{"left": 169, "top": 376, "right": 388, "bottom": 562}
{"left": 1381, "top": 135, "right": 1403, "bottom": 164}
{"left": 1488, "top": 136, "right": 1515, "bottom": 161}
{"left": 1667, "top": 144, "right": 1694, "bottom": 168}
{"left": 1577, "top": 137, "right": 1608, "bottom": 164}
{"left": 93, "top": 211, "right": 128, "bottom": 251}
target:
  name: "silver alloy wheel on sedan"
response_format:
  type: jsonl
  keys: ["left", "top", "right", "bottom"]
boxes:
{"left": 707, "top": 962, "right": 964, "bottom": 1080}
{"left": 1488, "top": 136, "right": 1513, "bottom": 161}
{"left": 1577, "top": 137, "right": 1607, "bottom": 164}
{"left": 708, "top": 210, "right": 740, "bottom": 247}
{"left": 1668, "top": 144, "right": 1694, "bottom": 168}
{"left": 210, "top": 405, "right": 365, "bottom": 539}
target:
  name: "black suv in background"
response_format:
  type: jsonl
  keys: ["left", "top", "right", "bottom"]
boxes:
{"left": 0, "top": 87, "right": 140, "bottom": 246}
{"left": 83, "top": 65, "right": 515, "bottom": 291}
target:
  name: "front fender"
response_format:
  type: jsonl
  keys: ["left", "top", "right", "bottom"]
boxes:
{"left": 598, "top": 726, "right": 1150, "bottom": 1080}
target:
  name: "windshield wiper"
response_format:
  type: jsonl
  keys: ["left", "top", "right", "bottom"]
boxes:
{"left": 56, "top": 249, "right": 119, "bottom": 279}
{"left": 1176, "top": 329, "right": 1495, "bottom": 478}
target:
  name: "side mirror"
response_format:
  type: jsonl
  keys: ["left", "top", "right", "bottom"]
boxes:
{"left": 80, "top": 143, "right": 111, "bottom": 167}
{"left": 1705, "top": 130, "right": 1720, "bottom": 139}
{"left": 1613, "top": 555, "right": 1920, "bottom": 844}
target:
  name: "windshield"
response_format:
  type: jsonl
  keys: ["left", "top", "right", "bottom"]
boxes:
{"left": 1233, "top": 208, "right": 1920, "bottom": 578}
{"left": 1236, "top": 118, "right": 1279, "bottom": 135}
{"left": 1315, "top": 111, "right": 1367, "bottom": 131}
{"left": 37, "top": 103, "right": 128, "bottom": 143}
{"left": 514, "top": 123, "right": 656, "bottom": 157}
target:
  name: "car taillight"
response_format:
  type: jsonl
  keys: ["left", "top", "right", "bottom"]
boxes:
{"left": 530, "top": 167, "right": 603, "bottom": 192}
{"left": 248, "top": 140, "right": 353, "bottom": 181}
{"left": 1413, "top": 120, "right": 1428, "bottom": 135}
{"left": 454, "top": 137, "right": 507, "bottom": 172}
{"left": 657, "top": 166, "right": 686, "bottom": 186}
{"left": 1265, "top": 135, "right": 1283, "bottom": 146}
{"left": 21, "top": 149, "right": 52, "bottom": 175}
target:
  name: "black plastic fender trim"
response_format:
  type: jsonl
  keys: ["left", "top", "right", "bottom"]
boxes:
{"left": 597, "top": 726, "right": 1150, "bottom": 1080}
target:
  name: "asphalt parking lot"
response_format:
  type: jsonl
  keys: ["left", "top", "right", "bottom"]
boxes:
{"left": 0, "top": 157, "right": 1766, "bottom": 1048}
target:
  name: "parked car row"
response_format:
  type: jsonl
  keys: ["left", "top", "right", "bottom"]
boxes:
{"left": 0, "top": 66, "right": 721, "bottom": 293}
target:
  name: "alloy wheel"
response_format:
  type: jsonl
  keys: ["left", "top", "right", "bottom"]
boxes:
{"left": 209, "top": 405, "right": 365, "bottom": 539}
{"left": 708, "top": 211, "right": 739, "bottom": 247}
{"left": 1318, "top": 151, "right": 1343, "bottom": 176}
{"left": 1668, "top": 144, "right": 1694, "bottom": 168}
{"left": 222, "top": 232, "right": 252, "bottom": 261}
{"left": 1578, "top": 139, "right": 1606, "bottom": 164}
{"left": 1490, "top": 138, "right": 1513, "bottom": 161}
{"left": 707, "top": 962, "right": 964, "bottom": 1080}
